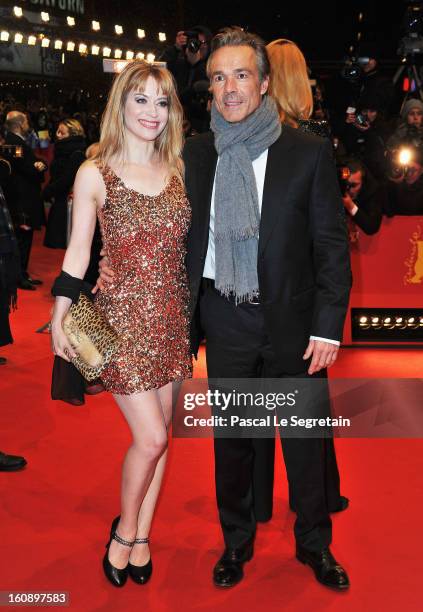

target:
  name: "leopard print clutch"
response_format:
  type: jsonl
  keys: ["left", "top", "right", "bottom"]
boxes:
{"left": 63, "top": 293, "right": 119, "bottom": 381}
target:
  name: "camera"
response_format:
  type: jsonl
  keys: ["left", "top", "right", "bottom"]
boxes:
{"left": 184, "top": 31, "right": 202, "bottom": 54}
{"left": 355, "top": 112, "right": 369, "bottom": 127}
{"left": 337, "top": 165, "right": 351, "bottom": 196}
{"left": 341, "top": 56, "right": 371, "bottom": 81}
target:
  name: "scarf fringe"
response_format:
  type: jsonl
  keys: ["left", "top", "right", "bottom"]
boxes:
{"left": 215, "top": 283, "right": 259, "bottom": 305}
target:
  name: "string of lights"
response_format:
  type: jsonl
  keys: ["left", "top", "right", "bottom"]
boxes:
{"left": 0, "top": 4, "right": 168, "bottom": 62}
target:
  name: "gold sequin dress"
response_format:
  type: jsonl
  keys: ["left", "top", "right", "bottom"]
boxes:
{"left": 94, "top": 165, "right": 192, "bottom": 395}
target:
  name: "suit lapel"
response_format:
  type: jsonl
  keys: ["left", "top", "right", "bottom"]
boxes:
{"left": 259, "top": 129, "right": 295, "bottom": 256}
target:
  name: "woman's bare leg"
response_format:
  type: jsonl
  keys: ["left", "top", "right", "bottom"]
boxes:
{"left": 129, "top": 381, "right": 175, "bottom": 566}
{"left": 107, "top": 387, "right": 168, "bottom": 569}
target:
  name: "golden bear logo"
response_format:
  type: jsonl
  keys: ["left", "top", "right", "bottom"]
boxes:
{"left": 404, "top": 226, "right": 423, "bottom": 284}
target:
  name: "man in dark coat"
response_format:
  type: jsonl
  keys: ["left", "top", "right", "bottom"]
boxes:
{"left": 184, "top": 28, "right": 352, "bottom": 591}
{"left": 4, "top": 111, "right": 46, "bottom": 289}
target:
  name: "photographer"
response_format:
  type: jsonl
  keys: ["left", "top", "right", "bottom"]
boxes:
{"left": 341, "top": 94, "right": 391, "bottom": 182}
{"left": 385, "top": 144, "right": 423, "bottom": 216}
{"left": 387, "top": 98, "right": 423, "bottom": 151}
{"left": 161, "top": 26, "right": 212, "bottom": 133}
{"left": 4, "top": 111, "right": 47, "bottom": 290}
{"left": 341, "top": 158, "right": 384, "bottom": 235}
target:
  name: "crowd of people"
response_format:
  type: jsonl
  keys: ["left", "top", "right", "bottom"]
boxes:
{"left": 0, "top": 23, "right": 421, "bottom": 597}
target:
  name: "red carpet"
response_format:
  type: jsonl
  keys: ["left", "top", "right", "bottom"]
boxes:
{"left": 1, "top": 231, "right": 422, "bottom": 611}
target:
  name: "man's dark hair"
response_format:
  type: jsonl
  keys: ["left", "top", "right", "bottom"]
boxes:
{"left": 345, "top": 157, "right": 367, "bottom": 178}
{"left": 207, "top": 26, "right": 270, "bottom": 82}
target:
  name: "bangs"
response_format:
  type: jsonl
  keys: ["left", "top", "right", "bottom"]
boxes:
{"left": 125, "top": 63, "right": 174, "bottom": 99}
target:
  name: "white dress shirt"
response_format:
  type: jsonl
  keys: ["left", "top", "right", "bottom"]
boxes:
{"left": 203, "top": 149, "right": 339, "bottom": 346}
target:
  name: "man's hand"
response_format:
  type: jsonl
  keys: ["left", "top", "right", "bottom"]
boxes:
{"left": 342, "top": 193, "right": 356, "bottom": 214}
{"left": 34, "top": 161, "right": 46, "bottom": 171}
{"left": 303, "top": 339, "right": 339, "bottom": 375}
{"left": 92, "top": 250, "right": 114, "bottom": 294}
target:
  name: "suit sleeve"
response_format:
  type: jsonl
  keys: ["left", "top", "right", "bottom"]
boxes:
{"left": 309, "top": 140, "right": 352, "bottom": 341}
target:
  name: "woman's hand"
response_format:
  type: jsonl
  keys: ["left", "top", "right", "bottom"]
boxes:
{"left": 51, "top": 320, "right": 77, "bottom": 362}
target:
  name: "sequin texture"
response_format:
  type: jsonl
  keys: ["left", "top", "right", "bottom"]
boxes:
{"left": 94, "top": 166, "right": 192, "bottom": 394}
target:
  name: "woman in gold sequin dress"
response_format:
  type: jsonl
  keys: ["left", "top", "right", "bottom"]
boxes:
{"left": 51, "top": 62, "right": 192, "bottom": 587}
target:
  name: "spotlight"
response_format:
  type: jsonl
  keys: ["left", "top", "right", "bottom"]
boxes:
{"left": 114, "top": 48, "right": 122, "bottom": 59}
{"left": 147, "top": 53, "right": 155, "bottom": 63}
{"left": 137, "top": 29, "right": 146, "bottom": 39}
{"left": 78, "top": 43, "right": 87, "bottom": 54}
{"left": 102, "top": 46, "right": 111, "bottom": 57}
{"left": 91, "top": 45, "right": 100, "bottom": 55}
{"left": 14, "top": 32, "right": 23, "bottom": 44}
{"left": 67, "top": 16, "right": 75, "bottom": 26}
{"left": 92, "top": 21, "right": 100, "bottom": 31}
{"left": 115, "top": 25, "right": 123, "bottom": 35}
{"left": 13, "top": 6, "right": 23, "bottom": 18}
{"left": 54, "top": 40, "right": 63, "bottom": 50}
{"left": 136, "top": 52, "right": 145, "bottom": 60}
{"left": 126, "top": 50, "right": 134, "bottom": 60}
{"left": 41, "top": 12, "right": 49, "bottom": 22}
{"left": 158, "top": 32, "right": 166, "bottom": 42}
{"left": 41, "top": 37, "right": 50, "bottom": 48}
{"left": 28, "top": 35, "right": 36, "bottom": 45}
{"left": 67, "top": 41, "right": 75, "bottom": 51}
{"left": 1, "top": 31, "right": 10, "bottom": 42}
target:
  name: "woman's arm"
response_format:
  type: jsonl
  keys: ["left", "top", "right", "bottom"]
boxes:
{"left": 51, "top": 161, "right": 104, "bottom": 361}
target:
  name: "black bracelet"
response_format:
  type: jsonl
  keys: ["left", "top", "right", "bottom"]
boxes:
{"left": 51, "top": 271, "right": 83, "bottom": 304}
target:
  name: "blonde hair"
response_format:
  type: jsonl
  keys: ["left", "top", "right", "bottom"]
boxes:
{"left": 266, "top": 39, "right": 313, "bottom": 127}
{"left": 60, "top": 118, "right": 85, "bottom": 137}
{"left": 95, "top": 60, "right": 184, "bottom": 178}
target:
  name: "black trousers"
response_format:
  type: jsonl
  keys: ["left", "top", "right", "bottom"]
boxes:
{"left": 15, "top": 226, "right": 34, "bottom": 277}
{"left": 200, "top": 283, "right": 332, "bottom": 553}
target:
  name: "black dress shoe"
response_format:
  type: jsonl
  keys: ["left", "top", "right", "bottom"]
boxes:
{"left": 27, "top": 277, "right": 43, "bottom": 286}
{"left": 213, "top": 542, "right": 254, "bottom": 588}
{"left": 103, "top": 516, "right": 134, "bottom": 587}
{"left": 128, "top": 537, "right": 153, "bottom": 585}
{"left": 18, "top": 279, "right": 36, "bottom": 291}
{"left": 0, "top": 451, "right": 27, "bottom": 471}
{"left": 296, "top": 545, "right": 350, "bottom": 590}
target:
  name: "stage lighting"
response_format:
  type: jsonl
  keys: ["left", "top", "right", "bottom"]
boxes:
{"left": 115, "top": 25, "right": 123, "bottom": 35}
{"left": 103, "top": 47, "right": 111, "bottom": 57}
{"left": 28, "top": 35, "right": 36, "bottom": 45}
{"left": 41, "top": 37, "right": 50, "bottom": 48}
{"left": 41, "top": 12, "right": 49, "bottom": 22}
{"left": 126, "top": 50, "right": 134, "bottom": 60}
{"left": 92, "top": 21, "right": 100, "bottom": 31}
{"left": 159, "top": 32, "right": 166, "bottom": 41}
{"left": 78, "top": 43, "right": 87, "bottom": 54}
{"left": 137, "top": 29, "right": 146, "bottom": 39}
{"left": 114, "top": 48, "right": 122, "bottom": 59}
{"left": 14, "top": 32, "right": 23, "bottom": 44}
{"left": 1, "top": 31, "right": 10, "bottom": 42}
{"left": 147, "top": 53, "right": 155, "bottom": 63}
{"left": 67, "top": 16, "right": 75, "bottom": 26}
{"left": 13, "top": 6, "right": 23, "bottom": 17}
{"left": 67, "top": 41, "right": 75, "bottom": 51}
{"left": 54, "top": 40, "right": 63, "bottom": 50}
{"left": 136, "top": 52, "right": 145, "bottom": 60}
{"left": 91, "top": 45, "right": 100, "bottom": 55}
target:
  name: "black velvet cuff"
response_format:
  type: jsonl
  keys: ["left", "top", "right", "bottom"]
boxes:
{"left": 51, "top": 271, "right": 83, "bottom": 304}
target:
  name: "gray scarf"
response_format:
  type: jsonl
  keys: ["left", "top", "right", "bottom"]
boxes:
{"left": 210, "top": 95, "right": 281, "bottom": 303}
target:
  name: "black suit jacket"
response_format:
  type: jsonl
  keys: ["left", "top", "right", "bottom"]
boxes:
{"left": 4, "top": 132, "right": 45, "bottom": 229}
{"left": 183, "top": 125, "right": 352, "bottom": 373}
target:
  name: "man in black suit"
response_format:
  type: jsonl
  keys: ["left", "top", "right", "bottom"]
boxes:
{"left": 4, "top": 111, "right": 46, "bottom": 289}
{"left": 183, "top": 28, "right": 352, "bottom": 590}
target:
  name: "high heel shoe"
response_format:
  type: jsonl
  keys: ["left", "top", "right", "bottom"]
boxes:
{"left": 103, "top": 516, "right": 135, "bottom": 587}
{"left": 128, "top": 537, "right": 153, "bottom": 585}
